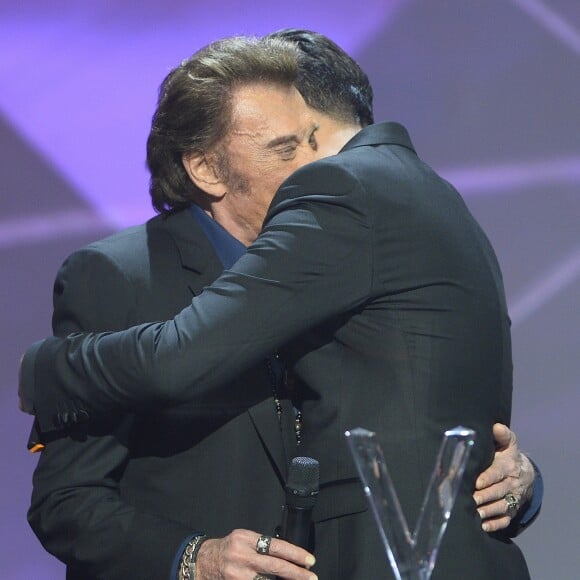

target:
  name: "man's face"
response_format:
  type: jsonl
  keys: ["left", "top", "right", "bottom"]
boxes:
{"left": 215, "top": 83, "right": 322, "bottom": 244}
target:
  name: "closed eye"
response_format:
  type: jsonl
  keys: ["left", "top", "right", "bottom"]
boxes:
{"left": 277, "top": 145, "right": 297, "bottom": 160}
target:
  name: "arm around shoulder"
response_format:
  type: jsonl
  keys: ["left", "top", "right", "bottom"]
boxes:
{"left": 27, "top": 176, "right": 373, "bottom": 417}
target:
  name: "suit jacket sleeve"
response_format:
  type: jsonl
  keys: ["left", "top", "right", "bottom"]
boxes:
{"left": 28, "top": 249, "right": 194, "bottom": 580}
{"left": 24, "top": 162, "right": 374, "bottom": 425}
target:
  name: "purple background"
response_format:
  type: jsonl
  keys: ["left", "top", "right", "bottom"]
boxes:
{"left": 1, "top": 1, "right": 579, "bottom": 577}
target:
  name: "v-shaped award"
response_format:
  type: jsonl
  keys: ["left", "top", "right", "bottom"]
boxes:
{"left": 345, "top": 426, "right": 476, "bottom": 580}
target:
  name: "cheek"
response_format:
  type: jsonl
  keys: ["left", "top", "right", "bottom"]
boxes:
{"left": 267, "top": 165, "right": 297, "bottom": 189}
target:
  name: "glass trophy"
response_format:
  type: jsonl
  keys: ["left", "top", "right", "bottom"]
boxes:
{"left": 345, "top": 426, "right": 475, "bottom": 580}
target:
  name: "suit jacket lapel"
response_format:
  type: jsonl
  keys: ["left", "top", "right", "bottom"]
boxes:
{"left": 159, "top": 209, "right": 292, "bottom": 478}
{"left": 248, "top": 398, "right": 295, "bottom": 481}
{"left": 158, "top": 209, "right": 224, "bottom": 295}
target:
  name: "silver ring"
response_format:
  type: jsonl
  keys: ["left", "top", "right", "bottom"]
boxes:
{"left": 253, "top": 575, "right": 274, "bottom": 580}
{"left": 504, "top": 492, "right": 520, "bottom": 517}
{"left": 255, "top": 535, "right": 272, "bottom": 555}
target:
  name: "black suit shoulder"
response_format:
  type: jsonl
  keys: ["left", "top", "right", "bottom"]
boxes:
{"left": 54, "top": 210, "right": 218, "bottom": 325}
{"left": 65, "top": 214, "right": 164, "bottom": 280}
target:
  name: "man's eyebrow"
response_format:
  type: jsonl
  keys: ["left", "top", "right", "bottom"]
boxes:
{"left": 266, "top": 134, "right": 300, "bottom": 148}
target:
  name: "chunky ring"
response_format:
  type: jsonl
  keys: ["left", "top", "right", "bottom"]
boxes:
{"left": 255, "top": 535, "right": 272, "bottom": 555}
{"left": 253, "top": 575, "right": 274, "bottom": 580}
{"left": 504, "top": 492, "right": 520, "bottom": 517}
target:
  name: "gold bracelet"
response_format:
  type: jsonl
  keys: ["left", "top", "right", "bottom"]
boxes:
{"left": 179, "top": 534, "right": 208, "bottom": 580}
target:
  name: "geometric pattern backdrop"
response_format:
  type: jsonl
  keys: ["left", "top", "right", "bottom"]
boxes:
{"left": 1, "top": 1, "right": 578, "bottom": 577}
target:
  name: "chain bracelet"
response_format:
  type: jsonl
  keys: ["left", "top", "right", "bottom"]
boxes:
{"left": 179, "top": 534, "right": 208, "bottom": 580}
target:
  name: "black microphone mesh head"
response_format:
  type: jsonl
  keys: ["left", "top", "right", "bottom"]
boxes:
{"left": 287, "top": 456, "right": 319, "bottom": 495}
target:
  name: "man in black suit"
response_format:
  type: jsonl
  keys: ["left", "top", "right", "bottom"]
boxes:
{"left": 22, "top": 34, "right": 538, "bottom": 579}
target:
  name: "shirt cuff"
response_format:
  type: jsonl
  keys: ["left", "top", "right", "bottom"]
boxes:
{"left": 518, "top": 459, "right": 544, "bottom": 527}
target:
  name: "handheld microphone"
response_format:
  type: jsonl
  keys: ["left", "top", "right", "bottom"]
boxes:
{"left": 281, "top": 456, "right": 319, "bottom": 550}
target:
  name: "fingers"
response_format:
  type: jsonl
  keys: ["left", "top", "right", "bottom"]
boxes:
{"left": 475, "top": 423, "right": 519, "bottom": 490}
{"left": 475, "top": 463, "right": 503, "bottom": 492}
{"left": 474, "top": 478, "right": 511, "bottom": 508}
{"left": 267, "top": 536, "right": 316, "bottom": 570}
{"left": 480, "top": 513, "right": 512, "bottom": 533}
{"left": 492, "top": 422, "right": 515, "bottom": 449}
{"left": 254, "top": 552, "right": 316, "bottom": 580}
{"left": 476, "top": 485, "right": 519, "bottom": 532}
{"left": 475, "top": 456, "right": 518, "bottom": 492}
{"left": 196, "top": 529, "right": 317, "bottom": 580}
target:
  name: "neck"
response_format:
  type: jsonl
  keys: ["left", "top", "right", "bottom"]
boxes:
{"left": 204, "top": 205, "right": 257, "bottom": 247}
{"left": 333, "top": 124, "right": 362, "bottom": 149}
{"left": 316, "top": 116, "right": 361, "bottom": 157}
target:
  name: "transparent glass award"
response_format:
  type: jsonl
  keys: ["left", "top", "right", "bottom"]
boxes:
{"left": 345, "top": 426, "right": 475, "bottom": 580}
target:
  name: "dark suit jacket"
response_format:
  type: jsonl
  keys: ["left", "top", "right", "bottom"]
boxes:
{"left": 25, "top": 122, "right": 530, "bottom": 578}
{"left": 27, "top": 210, "right": 304, "bottom": 579}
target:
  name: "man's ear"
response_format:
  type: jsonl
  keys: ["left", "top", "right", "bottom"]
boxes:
{"left": 182, "top": 152, "right": 226, "bottom": 198}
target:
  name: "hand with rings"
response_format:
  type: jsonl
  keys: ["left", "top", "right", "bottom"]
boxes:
{"left": 504, "top": 493, "right": 520, "bottom": 518}
{"left": 473, "top": 423, "right": 536, "bottom": 532}
{"left": 193, "top": 529, "right": 317, "bottom": 580}
{"left": 256, "top": 535, "right": 273, "bottom": 555}
{"left": 253, "top": 536, "right": 274, "bottom": 579}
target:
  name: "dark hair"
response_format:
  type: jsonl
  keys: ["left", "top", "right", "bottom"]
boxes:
{"left": 266, "top": 29, "right": 374, "bottom": 127}
{"left": 146, "top": 36, "right": 299, "bottom": 213}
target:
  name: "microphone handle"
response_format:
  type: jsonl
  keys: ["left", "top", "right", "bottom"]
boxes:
{"left": 281, "top": 505, "right": 313, "bottom": 549}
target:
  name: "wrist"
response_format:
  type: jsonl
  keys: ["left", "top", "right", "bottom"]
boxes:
{"left": 178, "top": 534, "right": 208, "bottom": 580}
